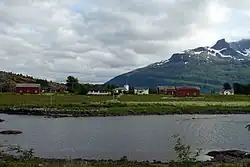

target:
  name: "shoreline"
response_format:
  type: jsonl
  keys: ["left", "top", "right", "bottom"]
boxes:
{"left": 1, "top": 153, "right": 249, "bottom": 167}
{"left": 1, "top": 106, "right": 250, "bottom": 117}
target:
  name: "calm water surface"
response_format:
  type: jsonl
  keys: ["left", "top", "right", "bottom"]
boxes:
{"left": 1, "top": 114, "right": 250, "bottom": 161}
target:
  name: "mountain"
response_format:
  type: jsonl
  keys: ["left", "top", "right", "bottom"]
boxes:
{"left": 105, "top": 39, "right": 250, "bottom": 92}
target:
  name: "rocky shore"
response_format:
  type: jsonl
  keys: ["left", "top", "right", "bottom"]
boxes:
{"left": 207, "top": 150, "right": 250, "bottom": 163}
{"left": 2, "top": 148, "right": 250, "bottom": 166}
{"left": 0, "top": 130, "right": 23, "bottom": 135}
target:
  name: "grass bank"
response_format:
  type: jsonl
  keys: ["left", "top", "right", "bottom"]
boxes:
{"left": 0, "top": 157, "right": 249, "bottom": 167}
{"left": 1, "top": 94, "right": 250, "bottom": 117}
{"left": 1, "top": 137, "right": 250, "bottom": 167}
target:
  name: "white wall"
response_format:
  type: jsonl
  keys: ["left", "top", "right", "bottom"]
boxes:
{"left": 87, "top": 91, "right": 111, "bottom": 95}
{"left": 124, "top": 85, "right": 129, "bottom": 91}
{"left": 223, "top": 90, "right": 234, "bottom": 95}
{"left": 134, "top": 89, "right": 149, "bottom": 95}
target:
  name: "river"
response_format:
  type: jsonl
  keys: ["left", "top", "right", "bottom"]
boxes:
{"left": 1, "top": 114, "right": 250, "bottom": 161}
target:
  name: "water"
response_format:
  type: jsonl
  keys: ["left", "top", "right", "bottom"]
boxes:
{"left": 1, "top": 114, "right": 250, "bottom": 161}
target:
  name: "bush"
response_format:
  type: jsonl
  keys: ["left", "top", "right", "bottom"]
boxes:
{"left": 169, "top": 135, "right": 202, "bottom": 167}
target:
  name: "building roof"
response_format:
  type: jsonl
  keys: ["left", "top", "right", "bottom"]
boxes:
{"left": 88, "top": 90, "right": 109, "bottom": 92}
{"left": 157, "top": 86, "right": 200, "bottom": 90}
{"left": 114, "top": 87, "right": 127, "bottom": 91}
{"left": 175, "top": 86, "right": 200, "bottom": 90}
{"left": 157, "top": 86, "right": 175, "bottom": 90}
{"left": 134, "top": 87, "right": 149, "bottom": 90}
{"left": 223, "top": 89, "right": 234, "bottom": 92}
{"left": 16, "top": 83, "right": 41, "bottom": 88}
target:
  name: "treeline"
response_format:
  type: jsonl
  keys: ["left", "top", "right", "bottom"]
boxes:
{"left": 0, "top": 71, "right": 116, "bottom": 94}
{"left": 65, "top": 76, "right": 116, "bottom": 95}
{"left": 223, "top": 82, "right": 250, "bottom": 95}
{"left": 233, "top": 83, "right": 250, "bottom": 95}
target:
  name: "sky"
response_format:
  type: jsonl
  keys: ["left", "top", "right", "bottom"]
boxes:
{"left": 1, "top": 0, "right": 250, "bottom": 83}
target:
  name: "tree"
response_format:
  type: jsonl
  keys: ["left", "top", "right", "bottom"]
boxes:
{"left": 2, "top": 79, "right": 15, "bottom": 92}
{"left": 78, "top": 84, "right": 89, "bottom": 95}
{"left": 223, "top": 83, "right": 232, "bottom": 90}
{"left": 66, "top": 76, "right": 79, "bottom": 93}
{"left": 233, "top": 83, "right": 250, "bottom": 95}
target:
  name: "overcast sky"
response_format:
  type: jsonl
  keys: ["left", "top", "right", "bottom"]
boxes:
{"left": 1, "top": 0, "right": 250, "bottom": 83}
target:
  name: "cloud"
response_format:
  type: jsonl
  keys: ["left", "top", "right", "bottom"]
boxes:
{"left": 0, "top": 0, "right": 250, "bottom": 83}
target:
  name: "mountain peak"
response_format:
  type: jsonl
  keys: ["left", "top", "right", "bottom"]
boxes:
{"left": 212, "top": 38, "right": 230, "bottom": 50}
{"left": 106, "top": 38, "right": 250, "bottom": 92}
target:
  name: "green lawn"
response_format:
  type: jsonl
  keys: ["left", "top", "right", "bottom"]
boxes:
{"left": 119, "top": 94, "right": 250, "bottom": 102}
{"left": 0, "top": 93, "right": 113, "bottom": 105}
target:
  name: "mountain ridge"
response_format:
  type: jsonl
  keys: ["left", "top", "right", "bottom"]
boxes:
{"left": 105, "top": 38, "right": 250, "bottom": 92}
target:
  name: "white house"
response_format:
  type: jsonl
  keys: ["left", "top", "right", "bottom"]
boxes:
{"left": 134, "top": 87, "right": 149, "bottom": 95}
{"left": 220, "top": 89, "right": 234, "bottom": 95}
{"left": 113, "top": 85, "right": 129, "bottom": 94}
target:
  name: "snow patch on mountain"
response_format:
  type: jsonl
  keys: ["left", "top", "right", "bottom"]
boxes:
{"left": 192, "top": 51, "right": 203, "bottom": 55}
{"left": 242, "top": 48, "right": 250, "bottom": 56}
{"left": 236, "top": 49, "right": 250, "bottom": 56}
{"left": 149, "top": 59, "right": 170, "bottom": 67}
{"left": 207, "top": 47, "right": 223, "bottom": 57}
{"left": 236, "top": 50, "right": 245, "bottom": 56}
{"left": 148, "top": 38, "right": 250, "bottom": 68}
{"left": 220, "top": 55, "right": 233, "bottom": 58}
{"left": 177, "top": 51, "right": 185, "bottom": 54}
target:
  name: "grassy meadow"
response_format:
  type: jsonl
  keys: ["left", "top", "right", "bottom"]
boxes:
{"left": 1, "top": 93, "right": 250, "bottom": 104}
{"left": 0, "top": 93, "right": 250, "bottom": 116}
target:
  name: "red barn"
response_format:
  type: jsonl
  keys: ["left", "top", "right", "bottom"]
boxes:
{"left": 175, "top": 87, "right": 200, "bottom": 97}
{"left": 15, "top": 83, "right": 41, "bottom": 94}
{"left": 157, "top": 86, "right": 176, "bottom": 95}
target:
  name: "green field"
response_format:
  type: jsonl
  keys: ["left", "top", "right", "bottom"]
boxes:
{"left": 1, "top": 93, "right": 250, "bottom": 116}
{"left": 1, "top": 93, "right": 250, "bottom": 105}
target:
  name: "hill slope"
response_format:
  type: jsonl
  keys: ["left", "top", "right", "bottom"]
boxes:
{"left": 106, "top": 39, "right": 250, "bottom": 92}
{"left": 0, "top": 71, "right": 62, "bottom": 91}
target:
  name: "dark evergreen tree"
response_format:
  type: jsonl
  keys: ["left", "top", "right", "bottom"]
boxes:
{"left": 66, "top": 76, "right": 80, "bottom": 93}
{"left": 223, "top": 83, "right": 232, "bottom": 90}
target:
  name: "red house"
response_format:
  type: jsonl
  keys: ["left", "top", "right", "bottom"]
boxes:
{"left": 157, "top": 86, "right": 200, "bottom": 97}
{"left": 15, "top": 83, "right": 41, "bottom": 94}
{"left": 175, "top": 87, "right": 200, "bottom": 97}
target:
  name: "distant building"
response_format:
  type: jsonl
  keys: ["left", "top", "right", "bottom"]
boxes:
{"left": 157, "top": 86, "right": 200, "bottom": 97}
{"left": 113, "top": 85, "right": 129, "bottom": 94}
{"left": 134, "top": 87, "right": 149, "bottom": 95}
{"left": 87, "top": 90, "right": 111, "bottom": 96}
{"left": 157, "top": 86, "right": 175, "bottom": 95}
{"left": 219, "top": 89, "right": 234, "bottom": 95}
{"left": 175, "top": 87, "right": 200, "bottom": 97}
{"left": 124, "top": 85, "right": 129, "bottom": 91}
{"left": 15, "top": 83, "right": 41, "bottom": 94}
